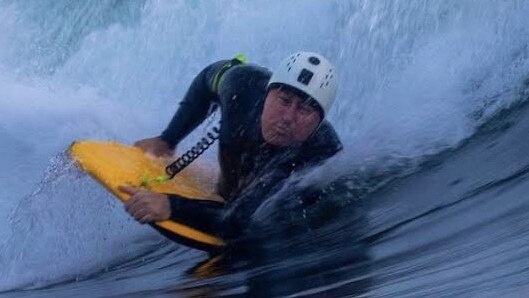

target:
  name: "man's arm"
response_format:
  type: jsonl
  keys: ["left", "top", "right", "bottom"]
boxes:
{"left": 134, "top": 60, "right": 231, "bottom": 155}
{"left": 160, "top": 60, "right": 230, "bottom": 149}
{"left": 119, "top": 171, "right": 310, "bottom": 241}
{"left": 167, "top": 194, "right": 226, "bottom": 237}
{"left": 118, "top": 185, "right": 227, "bottom": 237}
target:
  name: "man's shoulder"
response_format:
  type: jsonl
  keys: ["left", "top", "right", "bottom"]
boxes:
{"left": 221, "top": 63, "right": 272, "bottom": 91}
{"left": 231, "top": 62, "right": 271, "bottom": 76}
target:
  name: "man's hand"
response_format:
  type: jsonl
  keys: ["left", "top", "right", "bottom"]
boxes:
{"left": 119, "top": 185, "right": 171, "bottom": 224}
{"left": 134, "top": 136, "right": 175, "bottom": 158}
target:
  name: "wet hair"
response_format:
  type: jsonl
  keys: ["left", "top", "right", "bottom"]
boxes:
{"left": 268, "top": 83, "right": 324, "bottom": 119}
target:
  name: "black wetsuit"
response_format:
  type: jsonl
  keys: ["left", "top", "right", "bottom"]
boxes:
{"left": 160, "top": 59, "right": 343, "bottom": 240}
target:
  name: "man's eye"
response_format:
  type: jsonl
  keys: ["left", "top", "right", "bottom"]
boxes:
{"left": 299, "top": 105, "right": 315, "bottom": 115}
{"left": 279, "top": 97, "right": 291, "bottom": 105}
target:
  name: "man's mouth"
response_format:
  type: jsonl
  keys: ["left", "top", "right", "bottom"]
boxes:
{"left": 274, "top": 125, "right": 290, "bottom": 135}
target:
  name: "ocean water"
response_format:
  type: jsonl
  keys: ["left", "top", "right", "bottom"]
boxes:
{"left": 1, "top": 0, "right": 529, "bottom": 296}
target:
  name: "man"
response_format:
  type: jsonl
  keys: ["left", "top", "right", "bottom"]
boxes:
{"left": 119, "top": 51, "right": 343, "bottom": 240}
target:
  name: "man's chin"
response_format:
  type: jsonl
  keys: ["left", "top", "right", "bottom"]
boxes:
{"left": 268, "top": 135, "right": 301, "bottom": 147}
{"left": 263, "top": 133, "right": 285, "bottom": 146}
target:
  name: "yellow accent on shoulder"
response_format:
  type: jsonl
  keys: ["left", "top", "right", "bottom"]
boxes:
{"left": 212, "top": 54, "right": 249, "bottom": 94}
{"left": 234, "top": 53, "right": 249, "bottom": 64}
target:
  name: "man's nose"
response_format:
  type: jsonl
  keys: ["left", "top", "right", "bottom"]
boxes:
{"left": 281, "top": 105, "right": 297, "bottom": 123}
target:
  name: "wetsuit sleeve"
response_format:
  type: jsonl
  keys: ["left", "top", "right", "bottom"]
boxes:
{"left": 160, "top": 60, "right": 230, "bottom": 149}
{"left": 167, "top": 194, "right": 226, "bottom": 237}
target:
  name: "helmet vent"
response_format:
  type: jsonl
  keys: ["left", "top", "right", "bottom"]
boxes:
{"left": 286, "top": 61, "right": 292, "bottom": 72}
{"left": 308, "top": 56, "right": 320, "bottom": 65}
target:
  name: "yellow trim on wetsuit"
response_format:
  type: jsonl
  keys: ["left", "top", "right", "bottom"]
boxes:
{"left": 212, "top": 54, "right": 248, "bottom": 94}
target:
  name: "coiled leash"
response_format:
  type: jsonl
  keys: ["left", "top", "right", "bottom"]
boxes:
{"left": 141, "top": 54, "right": 248, "bottom": 187}
{"left": 165, "top": 126, "right": 220, "bottom": 178}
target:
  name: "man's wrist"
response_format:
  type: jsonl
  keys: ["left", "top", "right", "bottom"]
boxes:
{"left": 158, "top": 134, "right": 176, "bottom": 150}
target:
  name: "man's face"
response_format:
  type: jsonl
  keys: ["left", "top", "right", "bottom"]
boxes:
{"left": 261, "top": 86, "right": 322, "bottom": 147}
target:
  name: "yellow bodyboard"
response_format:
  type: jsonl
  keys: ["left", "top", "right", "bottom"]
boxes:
{"left": 69, "top": 140, "right": 225, "bottom": 252}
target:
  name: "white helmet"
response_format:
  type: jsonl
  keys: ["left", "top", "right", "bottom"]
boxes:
{"left": 268, "top": 51, "right": 338, "bottom": 116}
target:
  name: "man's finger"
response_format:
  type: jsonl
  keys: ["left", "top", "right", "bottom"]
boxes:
{"left": 124, "top": 193, "right": 139, "bottom": 210}
{"left": 119, "top": 185, "right": 140, "bottom": 196}
{"left": 132, "top": 208, "right": 149, "bottom": 222}
{"left": 126, "top": 197, "right": 146, "bottom": 216}
{"left": 133, "top": 140, "right": 144, "bottom": 148}
{"left": 138, "top": 214, "right": 153, "bottom": 224}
